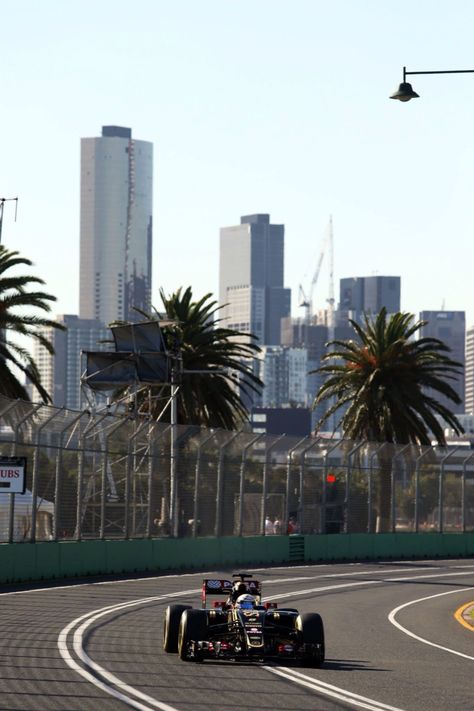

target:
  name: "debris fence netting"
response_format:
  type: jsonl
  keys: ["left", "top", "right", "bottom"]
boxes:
{"left": 0, "top": 395, "right": 473, "bottom": 542}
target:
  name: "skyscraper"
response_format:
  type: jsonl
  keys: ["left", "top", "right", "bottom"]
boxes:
{"left": 257, "top": 345, "right": 309, "bottom": 407}
{"left": 339, "top": 275, "right": 401, "bottom": 321}
{"left": 219, "top": 214, "right": 291, "bottom": 345}
{"left": 465, "top": 326, "right": 474, "bottom": 414}
{"left": 80, "top": 126, "right": 153, "bottom": 326}
{"left": 419, "top": 310, "right": 465, "bottom": 414}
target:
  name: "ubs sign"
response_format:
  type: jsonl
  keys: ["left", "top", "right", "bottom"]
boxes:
{"left": 0, "top": 457, "right": 27, "bottom": 494}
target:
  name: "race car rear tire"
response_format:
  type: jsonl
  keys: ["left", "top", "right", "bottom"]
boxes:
{"left": 297, "top": 612, "right": 325, "bottom": 667}
{"left": 163, "top": 604, "right": 192, "bottom": 653}
{"left": 178, "top": 609, "right": 208, "bottom": 662}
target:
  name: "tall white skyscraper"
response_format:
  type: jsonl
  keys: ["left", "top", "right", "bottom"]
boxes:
{"left": 80, "top": 125, "right": 153, "bottom": 325}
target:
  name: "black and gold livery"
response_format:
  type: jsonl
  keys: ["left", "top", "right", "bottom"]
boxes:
{"left": 163, "top": 572, "right": 325, "bottom": 666}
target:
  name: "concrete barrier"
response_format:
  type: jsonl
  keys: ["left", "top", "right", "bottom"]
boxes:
{"left": 1, "top": 532, "right": 473, "bottom": 585}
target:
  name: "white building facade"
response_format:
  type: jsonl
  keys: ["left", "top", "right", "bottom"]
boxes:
{"left": 80, "top": 126, "right": 153, "bottom": 326}
{"left": 465, "top": 325, "right": 474, "bottom": 414}
{"left": 259, "top": 346, "right": 309, "bottom": 407}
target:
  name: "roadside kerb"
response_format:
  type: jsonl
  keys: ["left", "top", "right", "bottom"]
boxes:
{"left": 454, "top": 600, "right": 474, "bottom": 631}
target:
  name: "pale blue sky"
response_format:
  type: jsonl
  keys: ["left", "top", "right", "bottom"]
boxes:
{"left": 2, "top": 1, "right": 474, "bottom": 324}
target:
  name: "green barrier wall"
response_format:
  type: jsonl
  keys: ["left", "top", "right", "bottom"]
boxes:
{"left": 1, "top": 533, "right": 473, "bottom": 585}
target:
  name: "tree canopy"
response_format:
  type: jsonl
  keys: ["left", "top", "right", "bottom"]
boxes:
{"left": 122, "top": 286, "right": 262, "bottom": 429}
{"left": 0, "top": 245, "right": 64, "bottom": 402}
{"left": 311, "top": 308, "right": 464, "bottom": 446}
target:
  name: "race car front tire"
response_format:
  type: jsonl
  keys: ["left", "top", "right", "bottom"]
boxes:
{"left": 297, "top": 612, "right": 325, "bottom": 667}
{"left": 163, "top": 604, "right": 192, "bottom": 653}
{"left": 178, "top": 609, "right": 208, "bottom": 662}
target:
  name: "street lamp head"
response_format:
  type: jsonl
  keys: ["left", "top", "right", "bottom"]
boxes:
{"left": 390, "top": 81, "right": 420, "bottom": 101}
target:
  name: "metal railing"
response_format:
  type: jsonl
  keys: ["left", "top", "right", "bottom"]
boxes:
{"left": 0, "top": 395, "right": 473, "bottom": 542}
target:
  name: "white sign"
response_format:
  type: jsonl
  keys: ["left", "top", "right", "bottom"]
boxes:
{"left": 0, "top": 457, "right": 27, "bottom": 494}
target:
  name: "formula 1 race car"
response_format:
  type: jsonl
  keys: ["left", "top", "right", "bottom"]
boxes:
{"left": 163, "top": 572, "right": 325, "bottom": 666}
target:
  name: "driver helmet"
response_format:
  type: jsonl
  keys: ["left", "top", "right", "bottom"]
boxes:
{"left": 236, "top": 593, "right": 256, "bottom": 609}
{"left": 231, "top": 581, "right": 247, "bottom": 601}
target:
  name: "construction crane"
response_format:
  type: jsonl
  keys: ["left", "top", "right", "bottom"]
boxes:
{"left": 298, "top": 216, "right": 334, "bottom": 328}
{"left": 326, "top": 215, "right": 335, "bottom": 340}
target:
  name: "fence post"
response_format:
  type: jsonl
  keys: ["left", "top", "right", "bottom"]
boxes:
{"left": 30, "top": 407, "right": 65, "bottom": 543}
{"left": 297, "top": 438, "right": 321, "bottom": 534}
{"left": 321, "top": 440, "right": 342, "bottom": 534}
{"left": 99, "top": 418, "right": 131, "bottom": 539}
{"left": 414, "top": 446, "right": 434, "bottom": 533}
{"left": 0, "top": 399, "right": 21, "bottom": 541}
{"left": 345, "top": 441, "right": 366, "bottom": 534}
{"left": 368, "top": 443, "right": 386, "bottom": 533}
{"left": 0, "top": 398, "right": 21, "bottom": 422}
{"left": 76, "top": 413, "right": 108, "bottom": 541}
{"left": 237, "top": 434, "right": 264, "bottom": 536}
{"left": 260, "top": 434, "right": 285, "bottom": 535}
{"left": 461, "top": 450, "right": 474, "bottom": 534}
{"left": 9, "top": 403, "right": 42, "bottom": 543}
{"left": 391, "top": 444, "right": 411, "bottom": 533}
{"left": 438, "top": 446, "right": 460, "bottom": 533}
{"left": 192, "top": 431, "right": 217, "bottom": 537}
{"left": 53, "top": 411, "right": 86, "bottom": 540}
{"left": 124, "top": 418, "right": 151, "bottom": 539}
{"left": 215, "top": 430, "right": 242, "bottom": 537}
{"left": 146, "top": 423, "right": 170, "bottom": 538}
{"left": 285, "top": 437, "right": 310, "bottom": 534}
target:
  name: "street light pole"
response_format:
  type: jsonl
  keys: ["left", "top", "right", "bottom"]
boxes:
{"left": 390, "top": 66, "right": 474, "bottom": 101}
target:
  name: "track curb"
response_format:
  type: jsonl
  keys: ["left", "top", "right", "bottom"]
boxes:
{"left": 454, "top": 601, "right": 474, "bottom": 631}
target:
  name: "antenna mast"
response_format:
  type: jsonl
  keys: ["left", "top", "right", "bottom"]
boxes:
{"left": 0, "top": 197, "right": 18, "bottom": 244}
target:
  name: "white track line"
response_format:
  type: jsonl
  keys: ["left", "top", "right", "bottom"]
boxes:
{"left": 265, "top": 666, "right": 406, "bottom": 711}
{"left": 58, "top": 590, "right": 197, "bottom": 711}
{"left": 388, "top": 587, "right": 474, "bottom": 661}
{"left": 265, "top": 569, "right": 474, "bottom": 602}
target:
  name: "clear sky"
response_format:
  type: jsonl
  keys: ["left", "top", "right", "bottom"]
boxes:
{"left": 2, "top": 1, "right": 474, "bottom": 326}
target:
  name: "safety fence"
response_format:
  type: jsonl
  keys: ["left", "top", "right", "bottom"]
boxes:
{"left": 0, "top": 395, "right": 473, "bottom": 543}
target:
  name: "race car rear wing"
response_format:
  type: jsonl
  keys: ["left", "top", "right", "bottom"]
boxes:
{"left": 201, "top": 578, "right": 262, "bottom": 608}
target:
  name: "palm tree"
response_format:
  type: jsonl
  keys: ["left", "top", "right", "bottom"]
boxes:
{"left": 0, "top": 245, "right": 65, "bottom": 402}
{"left": 126, "top": 286, "right": 263, "bottom": 429}
{"left": 311, "top": 308, "right": 464, "bottom": 530}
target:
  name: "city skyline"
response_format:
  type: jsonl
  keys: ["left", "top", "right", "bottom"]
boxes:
{"left": 2, "top": 2, "right": 474, "bottom": 326}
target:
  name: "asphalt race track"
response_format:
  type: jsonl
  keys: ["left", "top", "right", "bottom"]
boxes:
{"left": 0, "top": 559, "right": 473, "bottom": 711}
